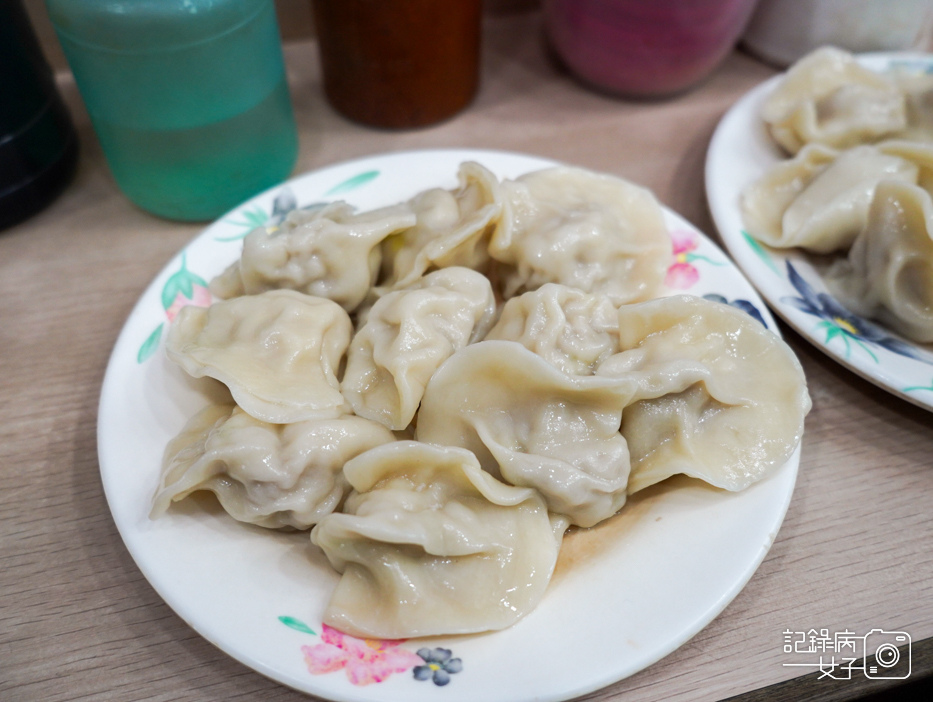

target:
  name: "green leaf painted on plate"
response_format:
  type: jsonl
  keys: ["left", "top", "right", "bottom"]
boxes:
{"left": 684, "top": 252, "right": 726, "bottom": 266}
{"left": 741, "top": 230, "right": 780, "bottom": 275}
{"left": 160, "top": 254, "right": 209, "bottom": 310}
{"left": 214, "top": 231, "right": 251, "bottom": 243}
{"left": 820, "top": 321, "right": 841, "bottom": 344}
{"left": 217, "top": 206, "right": 270, "bottom": 241}
{"left": 326, "top": 170, "right": 380, "bottom": 196}
{"left": 904, "top": 380, "right": 933, "bottom": 393}
{"left": 138, "top": 323, "right": 163, "bottom": 364}
{"left": 817, "top": 321, "right": 854, "bottom": 359}
{"left": 816, "top": 320, "right": 880, "bottom": 363}
{"left": 224, "top": 205, "right": 269, "bottom": 230}
{"left": 852, "top": 337, "right": 879, "bottom": 363}
{"left": 279, "top": 616, "right": 317, "bottom": 636}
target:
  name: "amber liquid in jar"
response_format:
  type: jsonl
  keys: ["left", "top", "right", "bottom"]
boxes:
{"left": 312, "top": 0, "right": 482, "bottom": 129}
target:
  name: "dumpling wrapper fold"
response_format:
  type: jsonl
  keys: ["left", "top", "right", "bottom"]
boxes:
{"left": 741, "top": 143, "right": 920, "bottom": 253}
{"left": 489, "top": 166, "right": 671, "bottom": 306}
{"left": 210, "top": 201, "right": 416, "bottom": 312}
{"left": 761, "top": 46, "right": 907, "bottom": 154}
{"left": 417, "top": 340, "right": 635, "bottom": 528}
{"left": 166, "top": 289, "right": 352, "bottom": 423}
{"left": 827, "top": 179, "right": 933, "bottom": 343}
{"left": 341, "top": 267, "right": 496, "bottom": 430}
{"left": 596, "top": 295, "right": 812, "bottom": 494}
{"left": 310, "top": 441, "right": 566, "bottom": 639}
{"left": 151, "top": 405, "right": 395, "bottom": 529}
{"left": 485, "top": 283, "right": 620, "bottom": 376}
{"left": 379, "top": 161, "right": 503, "bottom": 289}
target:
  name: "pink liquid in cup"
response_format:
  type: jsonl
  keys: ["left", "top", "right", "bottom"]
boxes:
{"left": 544, "top": 0, "right": 758, "bottom": 97}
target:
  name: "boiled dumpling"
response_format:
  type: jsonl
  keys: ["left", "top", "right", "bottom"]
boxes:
{"left": 875, "top": 139, "right": 933, "bottom": 191}
{"left": 761, "top": 46, "right": 907, "bottom": 155}
{"left": 166, "top": 290, "right": 352, "bottom": 423}
{"left": 488, "top": 166, "right": 671, "bottom": 306}
{"left": 485, "top": 283, "right": 620, "bottom": 375}
{"left": 827, "top": 180, "right": 933, "bottom": 343}
{"left": 151, "top": 405, "right": 396, "bottom": 529}
{"left": 210, "top": 201, "right": 416, "bottom": 312}
{"left": 741, "top": 143, "right": 920, "bottom": 253}
{"left": 310, "top": 441, "right": 566, "bottom": 638}
{"left": 892, "top": 70, "right": 933, "bottom": 143}
{"left": 153, "top": 160, "right": 818, "bottom": 638}
{"left": 416, "top": 340, "right": 634, "bottom": 528}
{"left": 340, "top": 267, "right": 496, "bottom": 431}
{"left": 595, "top": 295, "right": 811, "bottom": 494}
{"left": 378, "top": 161, "right": 503, "bottom": 289}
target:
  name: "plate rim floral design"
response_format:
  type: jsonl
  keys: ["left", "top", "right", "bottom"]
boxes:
{"left": 97, "top": 148, "right": 800, "bottom": 702}
{"left": 705, "top": 52, "right": 933, "bottom": 413}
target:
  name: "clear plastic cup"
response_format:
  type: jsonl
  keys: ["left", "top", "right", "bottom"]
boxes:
{"left": 47, "top": 0, "right": 298, "bottom": 221}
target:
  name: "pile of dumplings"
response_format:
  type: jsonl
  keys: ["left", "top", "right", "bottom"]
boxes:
{"left": 741, "top": 46, "right": 933, "bottom": 342}
{"left": 151, "top": 162, "right": 811, "bottom": 639}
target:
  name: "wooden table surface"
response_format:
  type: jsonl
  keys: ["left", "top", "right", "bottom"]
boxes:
{"left": 2, "top": 8, "right": 931, "bottom": 702}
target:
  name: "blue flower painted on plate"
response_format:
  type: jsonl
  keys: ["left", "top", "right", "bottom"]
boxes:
{"left": 414, "top": 647, "right": 463, "bottom": 686}
{"left": 703, "top": 293, "right": 767, "bottom": 327}
{"left": 781, "top": 261, "right": 926, "bottom": 362}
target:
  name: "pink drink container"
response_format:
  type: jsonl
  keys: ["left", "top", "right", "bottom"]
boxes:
{"left": 544, "top": 0, "right": 759, "bottom": 98}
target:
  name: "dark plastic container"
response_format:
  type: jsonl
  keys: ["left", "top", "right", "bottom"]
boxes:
{"left": 0, "top": 0, "right": 78, "bottom": 232}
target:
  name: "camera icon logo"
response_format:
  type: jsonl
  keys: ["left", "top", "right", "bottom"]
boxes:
{"left": 863, "top": 629, "right": 911, "bottom": 680}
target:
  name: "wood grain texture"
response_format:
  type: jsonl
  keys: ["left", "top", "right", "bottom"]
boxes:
{"left": 721, "top": 638, "right": 933, "bottom": 701}
{"left": 2, "top": 8, "right": 931, "bottom": 702}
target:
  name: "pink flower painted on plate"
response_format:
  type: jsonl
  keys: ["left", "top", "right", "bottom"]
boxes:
{"left": 302, "top": 624, "right": 423, "bottom": 686}
{"left": 665, "top": 229, "right": 727, "bottom": 289}
{"left": 137, "top": 253, "right": 213, "bottom": 363}
{"left": 165, "top": 283, "right": 212, "bottom": 322}
{"left": 665, "top": 229, "right": 701, "bottom": 289}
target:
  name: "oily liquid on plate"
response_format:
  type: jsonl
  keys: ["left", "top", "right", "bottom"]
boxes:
{"left": 552, "top": 476, "right": 691, "bottom": 579}
{"left": 96, "top": 79, "right": 296, "bottom": 221}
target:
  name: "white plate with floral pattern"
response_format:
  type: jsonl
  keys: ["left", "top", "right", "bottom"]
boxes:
{"left": 98, "top": 148, "right": 800, "bottom": 702}
{"left": 705, "top": 52, "right": 933, "bottom": 413}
